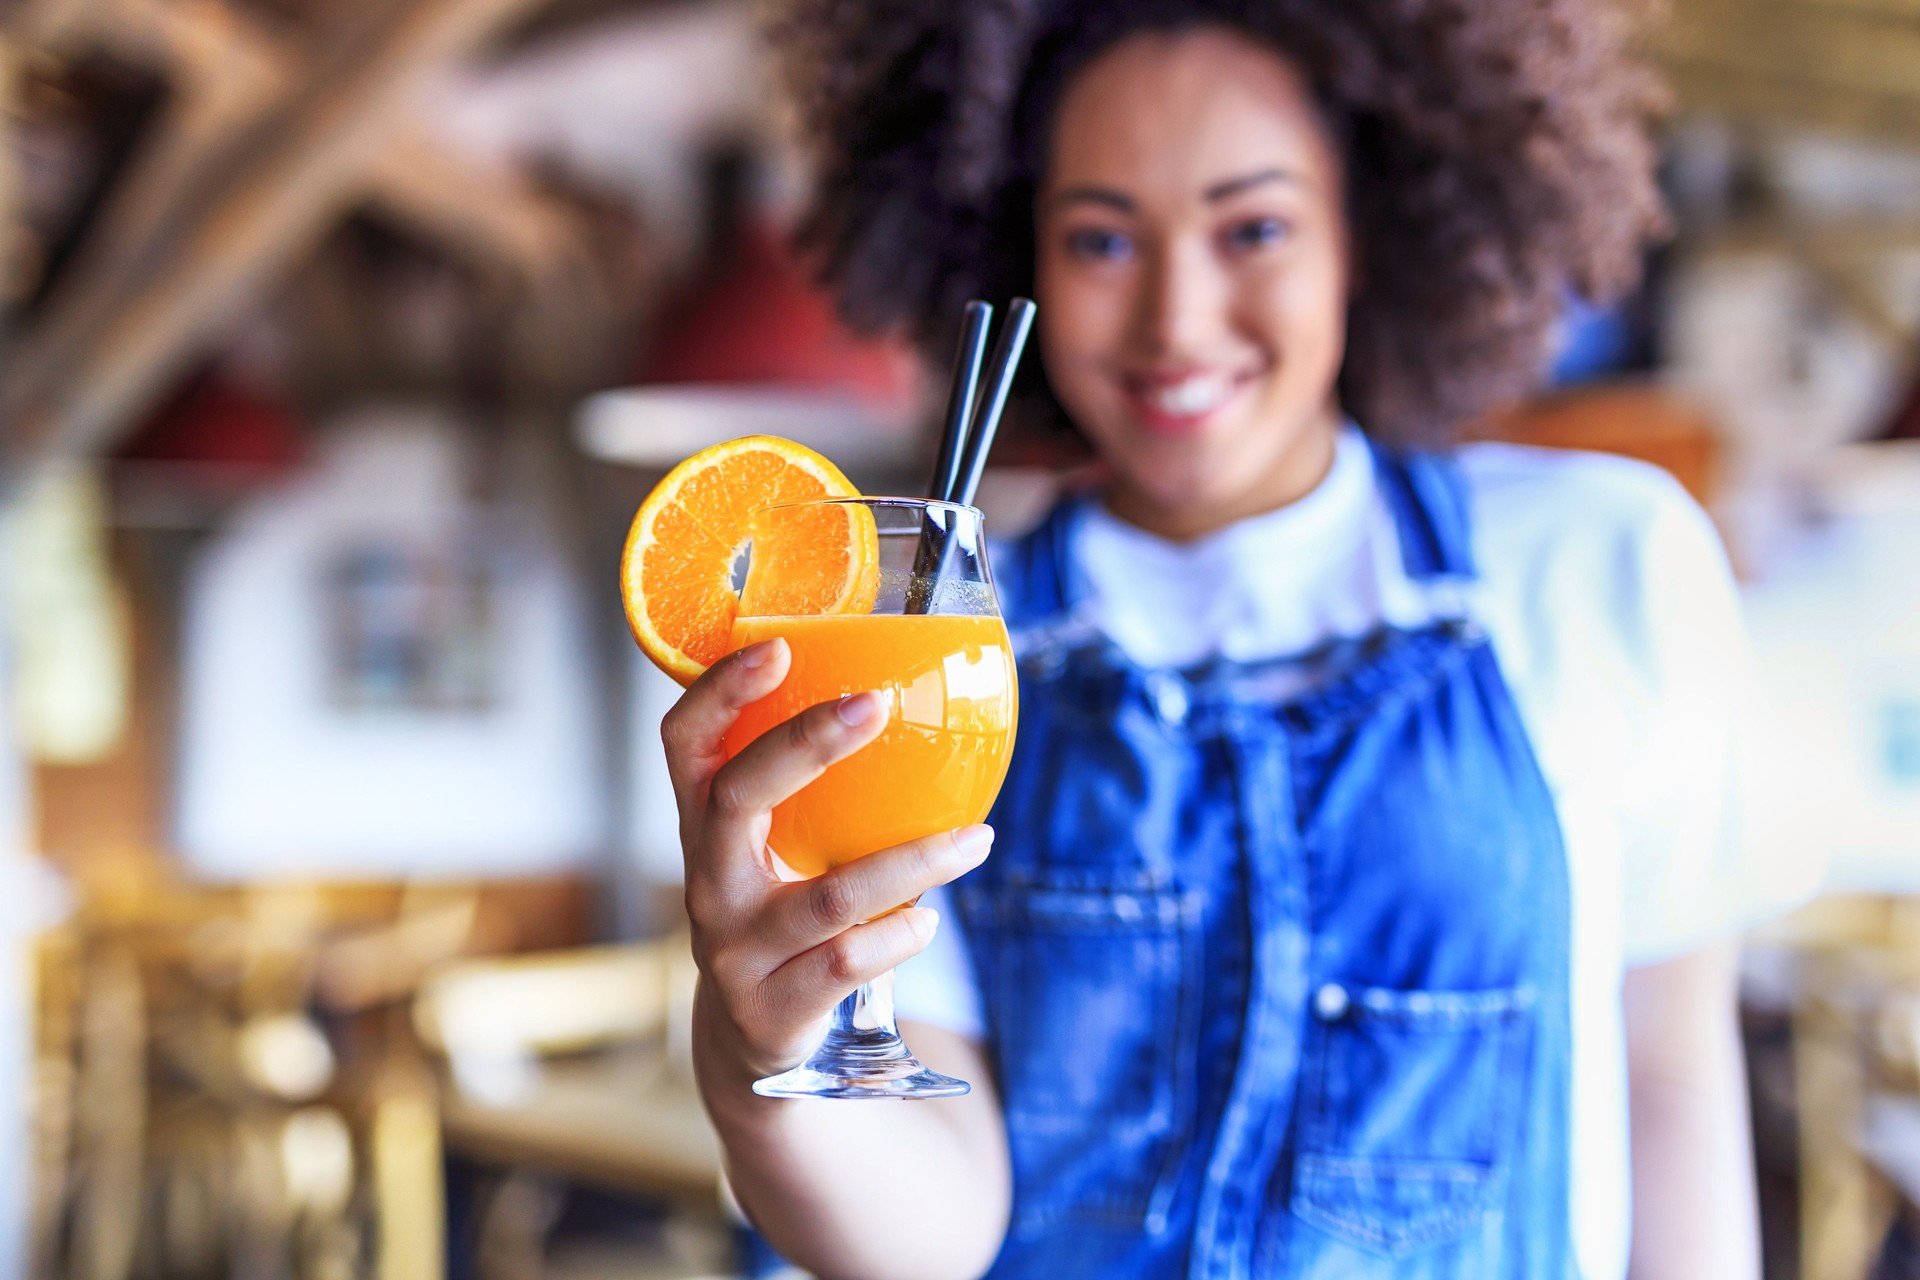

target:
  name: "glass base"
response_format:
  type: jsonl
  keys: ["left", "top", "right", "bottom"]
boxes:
{"left": 753, "top": 1062, "right": 970, "bottom": 1100}
{"left": 752, "top": 1026, "right": 970, "bottom": 1100}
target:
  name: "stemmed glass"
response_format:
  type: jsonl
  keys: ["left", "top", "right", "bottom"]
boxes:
{"left": 725, "top": 498, "right": 1018, "bottom": 1099}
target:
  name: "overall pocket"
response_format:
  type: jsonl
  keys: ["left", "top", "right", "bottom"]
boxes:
{"left": 969, "top": 879, "right": 1200, "bottom": 1236}
{"left": 1292, "top": 981, "right": 1536, "bottom": 1257}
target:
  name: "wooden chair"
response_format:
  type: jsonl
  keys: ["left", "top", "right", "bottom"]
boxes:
{"left": 1750, "top": 896, "right": 1920, "bottom": 1280}
{"left": 412, "top": 934, "right": 731, "bottom": 1277}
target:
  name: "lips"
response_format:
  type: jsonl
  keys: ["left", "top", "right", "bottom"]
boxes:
{"left": 1122, "top": 368, "right": 1254, "bottom": 434}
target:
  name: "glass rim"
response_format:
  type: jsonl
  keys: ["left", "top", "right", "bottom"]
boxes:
{"left": 754, "top": 495, "right": 983, "bottom": 519}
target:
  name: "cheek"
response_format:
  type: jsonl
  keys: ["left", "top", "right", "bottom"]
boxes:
{"left": 1036, "top": 252, "right": 1119, "bottom": 347}
{"left": 1250, "top": 257, "right": 1348, "bottom": 384}
{"left": 1036, "top": 319, "right": 1119, "bottom": 456}
{"left": 1035, "top": 260, "right": 1127, "bottom": 403}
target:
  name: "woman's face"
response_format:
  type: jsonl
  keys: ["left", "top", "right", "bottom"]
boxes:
{"left": 1035, "top": 27, "right": 1350, "bottom": 540}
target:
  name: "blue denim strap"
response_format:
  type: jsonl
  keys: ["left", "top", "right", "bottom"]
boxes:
{"left": 1365, "top": 436, "right": 1477, "bottom": 582}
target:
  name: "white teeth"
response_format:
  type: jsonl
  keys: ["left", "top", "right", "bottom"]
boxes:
{"left": 1149, "top": 375, "right": 1232, "bottom": 415}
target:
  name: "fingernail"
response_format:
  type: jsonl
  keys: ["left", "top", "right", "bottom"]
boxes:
{"left": 910, "top": 908, "right": 940, "bottom": 940}
{"left": 953, "top": 824, "right": 995, "bottom": 861}
{"left": 738, "top": 638, "right": 783, "bottom": 670}
{"left": 836, "top": 690, "right": 884, "bottom": 727}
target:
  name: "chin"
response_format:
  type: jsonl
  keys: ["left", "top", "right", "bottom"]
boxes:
{"left": 1127, "top": 434, "right": 1246, "bottom": 498}
{"left": 1117, "top": 467, "right": 1238, "bottom": 524}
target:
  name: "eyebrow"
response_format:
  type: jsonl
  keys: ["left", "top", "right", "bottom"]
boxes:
{"left": 1203, "top": 168, "right": 1302, "bottom": 201}
{"left": 1052, "top": 186, "right": 1136, "bottom": 214}
{"left": 1051, "top": 168, "right": 1305, "bottom": 213}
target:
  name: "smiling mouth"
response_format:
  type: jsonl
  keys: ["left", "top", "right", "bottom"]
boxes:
{"left": 1124, "top": 369, "right": 1255, "bottom": 430}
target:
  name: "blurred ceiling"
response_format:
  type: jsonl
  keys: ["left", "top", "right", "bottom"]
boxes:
{"left": 4, "top": 0, "right": 1920, "bottom": 483}
{"left": 0, "top": 0, "right": 749, "bottom": 487}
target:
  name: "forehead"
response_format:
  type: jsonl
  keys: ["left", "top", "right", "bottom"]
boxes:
{"left": 1044, "top": 26, "right": 1342, "bottom": 200}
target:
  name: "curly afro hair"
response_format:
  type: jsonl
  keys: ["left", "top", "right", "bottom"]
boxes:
{"left": 772, "top": 0, "right": 1670, "bottom": 445}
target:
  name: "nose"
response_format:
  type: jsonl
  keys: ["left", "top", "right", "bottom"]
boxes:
{"left": 1128, "top": 235, "right": 1231, "bottom": 360}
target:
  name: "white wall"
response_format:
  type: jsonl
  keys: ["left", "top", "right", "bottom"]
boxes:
{"left": 175, "top": 408, "right": 606, "bottom": 879}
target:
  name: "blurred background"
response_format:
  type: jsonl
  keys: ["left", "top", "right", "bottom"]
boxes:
{"left": 0, "top": 0, "right": 1917, "bottom": 1277}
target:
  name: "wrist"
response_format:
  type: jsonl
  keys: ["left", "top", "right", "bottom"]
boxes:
{"left": 691, "top": 979, "right": 803, "bottom": 1121}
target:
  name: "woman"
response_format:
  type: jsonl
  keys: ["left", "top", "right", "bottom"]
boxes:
{"left": 661, "top": 2, "right": 1793, "bottom": 1275}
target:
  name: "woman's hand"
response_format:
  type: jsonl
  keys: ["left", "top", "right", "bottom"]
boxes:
{"left": 659, "top": 635, "right": 995, "bottom": 1085}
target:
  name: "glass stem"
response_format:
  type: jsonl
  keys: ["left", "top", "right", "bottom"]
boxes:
{"left": 842, "top": 969, "right": 898, "bottom": 1038}
{"left": 756, "top": 956, "right": 967, "bottom": 1096}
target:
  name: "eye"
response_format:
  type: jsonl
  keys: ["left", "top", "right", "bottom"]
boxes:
{"left": 1223, "top": 217, "right": 1290, "bottom": 252}
{"left": 1064, "top": 227, "right": 1133, "bottom": 262}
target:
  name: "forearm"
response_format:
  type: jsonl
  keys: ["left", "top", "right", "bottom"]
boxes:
{"left": 696, "top": 995, "right": 1010, "bottom": 1280}
{"left": 1625, "top": 945, "right": 1761, "bottom": 1280}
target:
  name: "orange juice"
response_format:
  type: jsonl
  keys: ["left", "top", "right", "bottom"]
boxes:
{"left": 725, "top": 613, "right": 1018, "bottom": 877}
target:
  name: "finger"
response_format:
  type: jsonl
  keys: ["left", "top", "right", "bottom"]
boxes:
{"left": 764, "top": 825, "right": 993, "bottom": 954}
{"left": 660, "top": 638, "right": 790, "bottom": 799}
{"left": 700, "top": 689, "right": 890, "bottom": 866}
{"left": 758, "top": 906, "right": 942, "bottom": 1019}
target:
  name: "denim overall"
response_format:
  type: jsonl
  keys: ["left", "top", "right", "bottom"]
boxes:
{"left": 951, "top": 442, "right": 1574, "bottom": 1278}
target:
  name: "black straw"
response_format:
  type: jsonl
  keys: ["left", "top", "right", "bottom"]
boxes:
{"left": 905, "top": 297, "right": 1038, "bottom": 615}
{"left": 928, "top": 301, "right": 992, "bottom": 503}
{"left": 950, "top": 296, "right": 1036, "bottom": 508}
{"left": 907, "top": 300, "right": 995, "bottom": 614}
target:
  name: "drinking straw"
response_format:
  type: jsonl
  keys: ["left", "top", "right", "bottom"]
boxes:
{"left": 928, "top": 301, "right": 993, "bottom": 503}
{"left": 906, "top": 300, "right": 995, "bottom": 614}
{"left": 950, "top": 296, "right": 1036, "bottom": 508}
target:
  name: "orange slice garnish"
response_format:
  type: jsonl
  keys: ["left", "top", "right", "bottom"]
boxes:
{"left": 620, "top": 436, "right": 879, "bottom": 685}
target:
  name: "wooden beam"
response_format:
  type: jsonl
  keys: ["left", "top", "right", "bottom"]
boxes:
{"left": 1657, "top": 0, "right": 1920, "bottom": 103}
{"left": 2, "top": 0, "right": 102, "bottom": 51}
{"left": 9, "top": 5, "right": 293, "bottom": 405}
{"left": 106, "top": 0, "right": 281, "bottom": 72}
{"left": 1663, "top": 58, "right": 1920, "bottom": 144}
{"left": 0, "top": 33, "right": 20, "bottom": 306}
{"left": 1, "top": 0, "right": 552, "bottom": 480}
{"left": 1711, "top": 213, "right": 1920, "bottom": 258}
{"left": 1655, "top": 0, "right": 1920, "bottom": 146}
{"left": 364, "top": 132, "right": 581, "bottom": 284}
{"left": 41, "top": 0, "right": 578, "bottom": 295}
{"left": 1787, "top": 0, "right": 1920, "bottom": 20}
